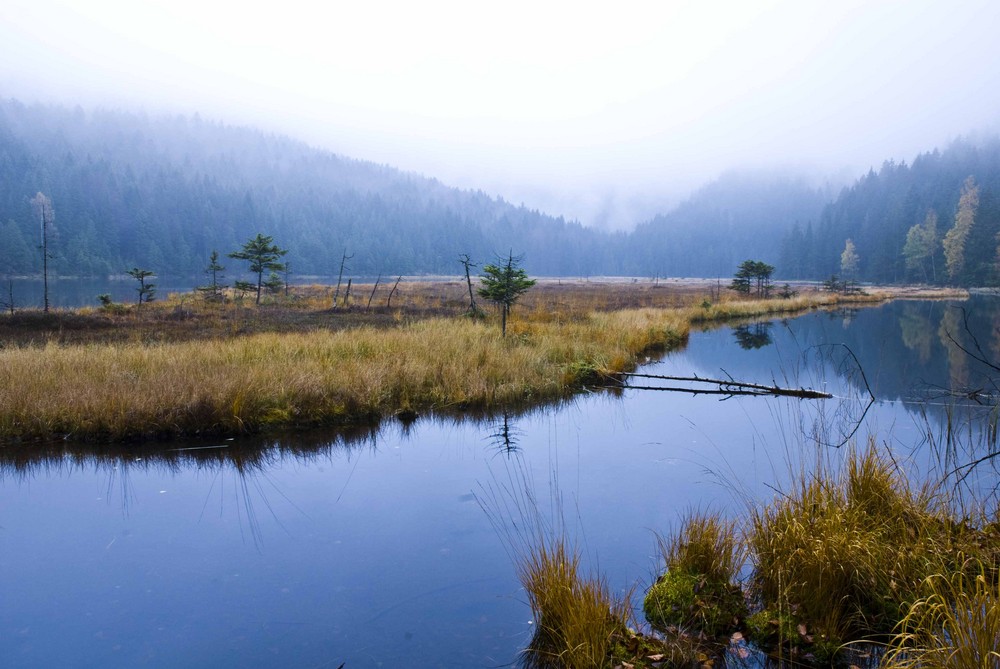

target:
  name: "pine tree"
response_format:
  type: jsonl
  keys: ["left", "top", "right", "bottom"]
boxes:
{"left": 127, "top": 267, "right": 156, "bottom": 305}
{"left": 228, "top": 234, "right": 287, "bottom": 305}
{"left": 729, "top": 260, "right": 774, "bottom": 298}
{"left": 478, "top": 252, "right": 536, "bottom": 337}
{"left": 196, "top": 250, "right": 226, "bottom": 302}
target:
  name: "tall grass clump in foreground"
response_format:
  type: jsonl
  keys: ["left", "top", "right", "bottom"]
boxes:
{"left": 747, "top": 442, "right": 945, "bottom": 652}
{"left": 632, "top": 441, "right": 1000, "bottom": 666}
{"left": 883, "top": 562, "right": 1000, "bottom": 668}
{"left": 477, "top": 462, "right": 647, "bottom": 669}
{"left": 518, "top": 535, "right": 633, "bottom": 668}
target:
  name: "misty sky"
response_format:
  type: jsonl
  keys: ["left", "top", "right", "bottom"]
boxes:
{"left": 2, "top": 0, "right": 1000, "bottom": 229}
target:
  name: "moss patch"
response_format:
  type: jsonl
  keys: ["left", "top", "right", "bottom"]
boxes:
{"left": 643, "top": 569, "right": 745, "bottom": 637}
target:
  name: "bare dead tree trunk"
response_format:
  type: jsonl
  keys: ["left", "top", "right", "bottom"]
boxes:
{"left": 31, "top": 192, "right": 54, "bottom": 313}
{"left": 2, "top": 280, "right": 14, "bottom": 315}
{"left": 459, "top": 254, "right": 479, "bottom": 314}
{"left": 386, "top": 276, "right": 402, "bottom": 309}
{"left": 342, "top": 278, "right": 352, "bottom": 308}
{"left": 616, "top": 371, "right": 833, "bottom": 399}
{"left": 367, "top": 274, "right": 382, "bottom": 311}
{"left": 333, "top": 250, "right": 353, "bottom": 309}
{"left": 42, "top": 216, "right": 49, "bottom": 313}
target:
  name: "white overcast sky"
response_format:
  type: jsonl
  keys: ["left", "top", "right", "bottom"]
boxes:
{"left": 2, "top": 0, "right": 999, "bottom": 228}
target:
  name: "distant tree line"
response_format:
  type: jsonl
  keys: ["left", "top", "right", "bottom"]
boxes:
{"left": 778, "top": 137, "right": 1000, "bottom": 286}
{"left": 0, "top": 100, "right": 830, "bottom": 282}
{"left": 0, "top": 99, "right": 615, "bottom": 279}
{"left": 7, "top": 100, "right": 1000, "bottom": 287}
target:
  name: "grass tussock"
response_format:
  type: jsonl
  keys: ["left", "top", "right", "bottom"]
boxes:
{"left": 519, "top": 536, "right": 632, "bottom": 669}
{"left": 515, "top": 441, "right": 1000, "bottom": 668}
{"left": 883, "top": 561, "right": 1000, "bottom": 668}
{"left": 634, "top": 441, "right": 1000, "bottom": 666}
{"left": 748, "top": 442, "right": 951, "bottom": 654}
{"left": 659, "top": 512, "right": 745, "bottom": 584}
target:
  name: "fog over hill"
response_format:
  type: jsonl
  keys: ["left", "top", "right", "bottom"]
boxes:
{"left": 3, "top": 1, "right": 998, "bottom": 231}
{"left": 3, "top": 98, "right": 1000, "bottom": 287}
{"left": 0, "top": 99, "right": 838, "bottom": 279}
{"left": 0, "top": 100, "right": 614, "bottom": 277}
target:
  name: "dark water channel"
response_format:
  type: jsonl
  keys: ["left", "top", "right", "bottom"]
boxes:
{"left": 3, "top": 298, "right": 1000, "bottom": 667}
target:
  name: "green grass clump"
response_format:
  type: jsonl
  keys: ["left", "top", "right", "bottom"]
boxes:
{"left": 638, "top": 442, "right": 1000, "bottom": 665}
{"left": 644, "top": 512, "right": 746, "bottom": 637}
{"left": 744, "top": 439, "right": 991, "bottom": 661}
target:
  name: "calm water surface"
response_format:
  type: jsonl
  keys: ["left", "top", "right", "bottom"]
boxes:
{"left": 2, "top": 298, "right": 999, "bottom": 667}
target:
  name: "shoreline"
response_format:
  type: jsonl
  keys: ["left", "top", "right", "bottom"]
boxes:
{"left": 0, "top": 284, "right": 966, "bottom": 444}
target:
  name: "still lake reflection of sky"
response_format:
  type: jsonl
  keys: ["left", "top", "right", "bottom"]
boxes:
{"left": 2, "top": 298, "right": 996, "bottom": 667}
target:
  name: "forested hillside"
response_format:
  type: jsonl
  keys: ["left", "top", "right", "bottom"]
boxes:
{"left": 0, "top": 99, "right": 615, "bottom": 277}
{"left": 623, "top": 171, "right": 832, "bottom": 277}
{"left": 4, "top": 98, "right": 1000, "bottom": 286}
{"left": 779, "top": 137, "right": 1000, "bottom": 285}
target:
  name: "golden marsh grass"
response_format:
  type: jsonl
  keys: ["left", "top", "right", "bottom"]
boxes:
{"left": 0, "top": 284, "right": 889, "bottom": 442}
{"left": 884, "top": 561, "right": 1000, "bottom": 668}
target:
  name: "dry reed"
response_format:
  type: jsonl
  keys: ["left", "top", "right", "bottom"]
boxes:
{"left": 883, "top": 560, "right": 1000, "bottom": 668}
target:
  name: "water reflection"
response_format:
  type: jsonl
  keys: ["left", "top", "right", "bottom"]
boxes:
{"left": 732, "top": 321, "right": 772, "bottom": 349}
{"left": 0, "top": 424, "right": 381, "bottom": 478}
{"left": 488, "top": 413, "right": 522, "bottom": 455}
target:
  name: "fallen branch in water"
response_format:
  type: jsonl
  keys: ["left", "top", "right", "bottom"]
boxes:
{"left": 611, "top": 372, "right": 832, "bottom": 399}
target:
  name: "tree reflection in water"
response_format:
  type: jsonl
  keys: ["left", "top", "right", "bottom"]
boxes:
{"left": 733, "top": 321, "right": 773, "bottom": 349}
{"left": 0, "top": 424, "right": 383, "bottom": 547}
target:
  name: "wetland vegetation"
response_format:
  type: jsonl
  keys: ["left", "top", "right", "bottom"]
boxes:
{"left": 0, "top": 279, "right": 900, "bottom": 444}
{"left": 1, "top": 280, "right": 990, "bottom": 669}
{"left": 510, "top": 440, "right": 1000, "bottom": 668}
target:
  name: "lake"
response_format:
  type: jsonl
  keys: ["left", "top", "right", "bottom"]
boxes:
{"left": 2, "top": 297, "right": 998, "bottom": 667}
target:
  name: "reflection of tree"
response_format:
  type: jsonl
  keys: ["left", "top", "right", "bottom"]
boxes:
{"left": 487, "top": 413, "right": 521, "bottom": 455}
{"left": 899, "top": 304, "right": 934, "bottom": 364}
{"left": 925, "top": 306, "right": 1000, "bottom": 503}
{"left": 991, "top": 310, "right": 1000, "bottom": 364}
{"left": 938, "top": 307, "right": 970, "bottom": 391}
{"left": 732, "top": 322, "right": 772, "bottom": 349}
{"left": 0, "top": 423, "right": 381, "bottom": 479}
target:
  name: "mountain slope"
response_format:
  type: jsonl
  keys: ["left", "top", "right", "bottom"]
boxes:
{"left": 782, "top": 136, "right": 1000, "bottom": 284}
{"left": 0, "top": 99, "right": 615, "bottom": 277}
{"left": 624, "top": 171, "right": 834, "bottom": 278}
{"left": 8, "top": 97, "right": 994, "bottom": 285}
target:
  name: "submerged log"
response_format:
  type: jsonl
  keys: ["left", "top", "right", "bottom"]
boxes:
{"left": 614, "top": 372, "right": 832, "bottom": 399}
